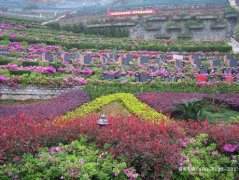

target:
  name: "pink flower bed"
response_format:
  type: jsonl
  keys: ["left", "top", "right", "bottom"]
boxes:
{"left": 212, "top": 93, "right": 239, "bottom": 110}
{"left": 0, "top": 89, "right": 90, "bottom": 120}
{"left": 58, "top": 67, "right": 94, "bottom": 76}
{"left": 0, "top": 64, "right": 56, "bottom": 74}
{"left": 28, "top": 44, "right": 61, "bottom": 53}
{"left": 136, "top": 92, "right": 209, "bottom": 114}
{"left": 136, "top": 92, "right": 239, "bottom": 114}
{"left": 0, "top": 23, "right": 26, "bottom": 30}
{"left": 6, "top": 42, "right": 24, "bottom": 51}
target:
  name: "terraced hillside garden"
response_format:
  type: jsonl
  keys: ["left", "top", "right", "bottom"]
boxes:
{"left": 0, "top": 16, "right": 238, "bottom": 179}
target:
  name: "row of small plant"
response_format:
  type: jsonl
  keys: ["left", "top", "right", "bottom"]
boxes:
{"left": 63, "top": 93, "right": 166, "bottom": 121}
{"left": 1, "top": 86, "right": 238, "bottom": 123}
{"left": 2, "top": 87, "right": 237, "bottom": 123}
{"left": 85, "top": 82, "right": 239, "bottom": 100}
{"left": 0, "top": 73, "right": 89, "bottom": 88}
{"left": 0, "top": 19, "right": 232, "bottom": 52}
{"left": 1, "top": 64, "right": 239, "bottom": 88}
{"left": 0, "top": 114, "right": 238, "bottom": 179}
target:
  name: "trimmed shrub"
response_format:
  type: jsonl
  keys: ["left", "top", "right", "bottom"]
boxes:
{"left": 0, "top": 59, "right": 11, "bottom": 65}
{"left": 63, "top": 93, "right": 167, "bottom": 121}
{"left": 171, "top": 99, "right": 206, "bottom": 121}
{"left": 22, "top": 61, "right": 39, "bottom": 67}
{"left": 9, "top": 70, "right": 32, "bottom": 76}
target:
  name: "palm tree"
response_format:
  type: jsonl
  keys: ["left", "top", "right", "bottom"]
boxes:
{"left": 171, "top": 98, "right": 206, "bottom": 121}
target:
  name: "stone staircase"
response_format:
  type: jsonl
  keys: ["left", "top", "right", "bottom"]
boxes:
{"left": 229, "top": 37, "right": 239, "bottom": 54}
{"left": 228, "top": 0, "right": 239, "bottom": 9}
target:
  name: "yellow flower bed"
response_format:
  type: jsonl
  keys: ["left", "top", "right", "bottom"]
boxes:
{"left": 62, "top": 93, "right": 168, "bottom": 122}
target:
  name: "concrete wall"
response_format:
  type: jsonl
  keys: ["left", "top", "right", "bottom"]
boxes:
{"left": 114, "top": 15, "right": 238, "bottom": 41}
{"left": 0, "top": 86, "right": 81, "bottom": 101}
{"left": 86, "top": 16, "right": 237, "bottom": 41}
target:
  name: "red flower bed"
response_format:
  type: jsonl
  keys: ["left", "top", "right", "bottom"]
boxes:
{"left": 177, "top": 120, "right": 239, "bottom": 151}
{"left": 0, "top": 114, "right": 238, "bottom": 178}
{"left": 0, "top": 115, "right": 183, "bottom": 178}
{"left": 88, "top": 117, "right": 183, "bottom": 178}
{"left": 136, "top": 92, "right": 208, "bottom": 114}
{"left": 212, "top": 93, "right": 239, "bottom": 110}
{"left": 0, "top": 89, "right": 90, "bottom": 120}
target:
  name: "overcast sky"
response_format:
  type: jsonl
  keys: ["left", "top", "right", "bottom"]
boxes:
{"left": 26, "top": 0, "right": 112, "bottom": 3}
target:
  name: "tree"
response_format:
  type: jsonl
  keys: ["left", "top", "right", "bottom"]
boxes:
{"left": 23, "top": 4, "right": 39, "bottom": 11}
{"left": 236, "top": 25, "right": 239, "bottom": 41}
{"left": 47, "top": 23, "right": 60, "bottom": 30}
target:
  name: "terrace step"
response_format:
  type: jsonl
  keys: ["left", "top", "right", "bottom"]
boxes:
{"left": 229, "top": 37, "right": 239, "bottom": 54}
{"left": 228, "top": 0, "right": 239, "bottom": 9}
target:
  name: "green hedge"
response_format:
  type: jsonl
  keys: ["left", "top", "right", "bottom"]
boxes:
{"left": 0, "top": 34, "right": 232, "bottom": 52}
{"left": 0, "top": 59, "right": 11, "bottom": 65}
{"left": 22, "top": 61, "right": 39, "bottom": 67}
{"left": 9, "top": 70, "right": 32, "bottom": 76}
{"left": 49, "top": 62, "right": 61, "bottom": 70}
{"left": 84, "top": 82, "right": 239, "bottom": 99}
{"left": 63, "top": 93, "right": 167, "bottom": 121}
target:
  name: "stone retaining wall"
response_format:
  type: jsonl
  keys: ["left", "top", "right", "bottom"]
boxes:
{"left": 0, "top": 86, "right": 81, "bottom": 100}
{"left": 140, "top": 18, "right": 237, "bottom": 41}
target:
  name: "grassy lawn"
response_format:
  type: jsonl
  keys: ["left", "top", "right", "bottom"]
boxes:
{"left": 204, "top": 104, "right": 239, "bottom": 123}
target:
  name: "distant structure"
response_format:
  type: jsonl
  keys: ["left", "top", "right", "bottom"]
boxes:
{"left": 59, "top": 0, "right": 237, "bottom": 41}
{"left": 228, "top": 0, "right": 239, "bottom": 9}
{"left": 26, "top": 0, "right": 65, "bottom": 3}
{"left": 108, "top": 9, "right": 157, "bottom": 16}
{"left": 113, "top": 0, "right": 228, "bottom": 5}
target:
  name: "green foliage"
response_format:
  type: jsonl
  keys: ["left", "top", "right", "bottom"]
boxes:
{"left": 87, "top": 27, "right": 129, "bottom": 38}
{"left": 9, "top": 50, "right": 22, "bottom": 58}
{"left": 46, "top": 22, "right": 61, "bottom": 30}
{"left": 0, "top": 57, "right": 11, "bottom": 65}
{"left": 63, "top": 93, "right": 166, "bottom": 121}
{"left": 49, "top": 61, "right": 61, "bottom": 70}
{"left": 205, "top": 109, "right": 239, "bottom": 123}
{"left": 0, "top": 39, "right": 10, "bottom": 46}
{"left": 236, "top": 25, "right": 239, "bottom": 42}
{"left": 201, "top": 61, "right": 211, "bottom": 68}
{"left": 62, "top": 23, "right": 129, "bottom": 38}
{"left": 224, "top": 7, "right": 239, "bottom": 14}
{"left": 9, "top": 70, "right": 32, "bottom": 76}
{"left": 0, "top": 139, "right": 128, "bottom": 179}
{"left": 0, "top": 23, "right": 232, "bottom": 52}
{"left": 166, "top": 22, "right": 181, "bottom": 30}
{"left": 19, "top": 73, "right": 62, "bottom": 87}
{"left": 23, "top": 4, "right": 39, "bottom": 10}
{"left": 230, "top": 116, "right": 239, "bottom": 120}
{"left": 22, "top": 61, "right": 39, "bottom": 67}
{"left": 173, "top": 134, "right": 238, "bottom": 180}
{"left": 229, "top": 116, "right": 239, "bottom": 124}
{"left": 84, "top": 82, "right": 239, "bottom": 100}
{"left": 171, "top": 99, "right": 206, "bottom": 121}
{"left": 0, "top": 69, "right": 10, "bottom": 76}
{"left": 185, "top": 20, "right": 203, "bottom": 28}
